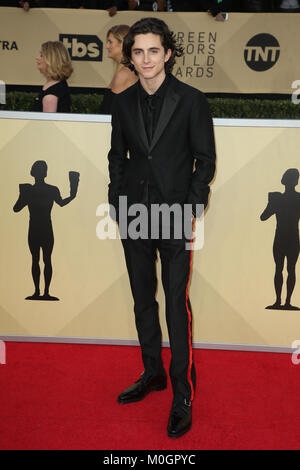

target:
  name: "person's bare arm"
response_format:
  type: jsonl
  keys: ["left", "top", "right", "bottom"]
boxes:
{"left": 42, "top": 94, "right": 58, "bottom": 113}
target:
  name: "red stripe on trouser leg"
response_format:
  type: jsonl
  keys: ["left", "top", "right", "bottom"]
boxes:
{"left": 186, "top": 220, "right": 194, "bottom": 402}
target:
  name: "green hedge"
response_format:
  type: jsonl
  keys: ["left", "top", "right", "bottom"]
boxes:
{"left": 1, "top": 91, "right": 300, "bottom": 119}
{"left": 208, "top": 97, "right": 300, "bottom": 119}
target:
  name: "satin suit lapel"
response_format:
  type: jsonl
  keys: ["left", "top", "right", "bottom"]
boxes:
{"left": 149, "top": 84, "right": 181, "bottom": 152}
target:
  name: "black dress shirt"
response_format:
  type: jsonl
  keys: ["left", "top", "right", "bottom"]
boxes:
{"left": 138, "top": 74, "right": 171, "bottom": 204}
{"left": 139, "top": 73, "right": 170, "bottom": 145}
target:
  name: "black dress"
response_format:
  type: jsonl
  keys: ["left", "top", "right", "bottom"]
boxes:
{"left": 33, "top": 80, "right": 71, "bottom": 113}
{"left": 98, "top": 88, "right": 116, "bottom": 115}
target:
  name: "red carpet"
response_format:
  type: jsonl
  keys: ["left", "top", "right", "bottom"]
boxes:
{"left": 0, "top": 342, "right": 299, "bottom": 450}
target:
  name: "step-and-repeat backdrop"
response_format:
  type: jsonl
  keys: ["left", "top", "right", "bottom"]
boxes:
{"left": 0, "top": 8, "right": 299, "bottom": 94}
{"left": 0, "top": 114, "right": 299, "bottom": 349}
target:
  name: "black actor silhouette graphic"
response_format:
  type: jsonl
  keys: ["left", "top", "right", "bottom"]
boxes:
{"left": 13, "top": 161, "right": 79, "bottom": 301}
{"left": 260, "top": 168, "right": 300, "bottom": 310}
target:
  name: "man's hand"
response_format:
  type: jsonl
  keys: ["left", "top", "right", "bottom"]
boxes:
{"left": 215, "top": 12, "right": 228, "bottom": 21}
{"left": 19, "top": 1, "right": 30, "bottom": 11}
{"left": 107, "top": 6, "right": 117, "bottom": 16}
{"left": 128, "top": 0, "right": 138, "bottom": 10}
{"left": 157, "top": 0, "right": 164, "bottom": 11}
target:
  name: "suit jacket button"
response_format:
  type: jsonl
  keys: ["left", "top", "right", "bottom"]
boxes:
{"left": 148, "top": 155, "right": 152, "bottom": 160}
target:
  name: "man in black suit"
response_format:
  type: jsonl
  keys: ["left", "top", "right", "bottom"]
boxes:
{"left": 108, "top": 17, "right": 216, "bottom": 438}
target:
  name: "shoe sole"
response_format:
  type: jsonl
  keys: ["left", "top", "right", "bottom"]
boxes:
{"left": 167, "top": 422, "right": 192, "bottom": 439}
{"left": 117, "top": 383, "right": 167, "bottom": 404}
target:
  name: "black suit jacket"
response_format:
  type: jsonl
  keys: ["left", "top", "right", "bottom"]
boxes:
{"left": 108, "top": 74, "right": 216, "bottom": 216}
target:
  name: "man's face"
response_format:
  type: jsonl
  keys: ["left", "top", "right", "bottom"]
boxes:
{"left": 130, "top": 33, "right": 171, "bottom": 82}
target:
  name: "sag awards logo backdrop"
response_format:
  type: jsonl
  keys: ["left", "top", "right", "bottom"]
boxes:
{"left": 0, "top": 8, "right": 299, "bottom": 93}
{"left": 244, "top": 33, "right": 280, "bottom": 72}
{"left": 0, "top": 114, "right": 299, "bottom": 348}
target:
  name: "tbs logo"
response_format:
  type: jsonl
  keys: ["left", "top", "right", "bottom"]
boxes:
{"left": 59, "top": 34, "right": 102, "bottom": 61}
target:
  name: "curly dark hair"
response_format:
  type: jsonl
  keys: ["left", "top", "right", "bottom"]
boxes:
{"left": 122, "top": 17, "right": 184, "bottom": 74}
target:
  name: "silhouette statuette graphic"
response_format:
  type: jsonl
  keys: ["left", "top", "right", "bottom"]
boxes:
{"left": 13, "top": 161, "right": 80, "bottom": 301}
{"left": 260, "top": 168, "right": 300, "bottom": 310}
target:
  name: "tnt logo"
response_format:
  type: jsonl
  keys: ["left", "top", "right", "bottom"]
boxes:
{"left": 59, "top": 34, "right": 102, "bottom": 62}
{"left": 244, "top": 33, "right": 280, "bottom": 71}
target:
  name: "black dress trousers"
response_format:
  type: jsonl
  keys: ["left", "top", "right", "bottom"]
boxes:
{"left": 120, "top": 187, "right": 196, "bottom": 404}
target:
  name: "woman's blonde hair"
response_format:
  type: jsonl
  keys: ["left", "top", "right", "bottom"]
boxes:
{"left": 106, "top": 24, "right": 130, "bottom": 43}
{"left": 41, "top": 41, "right": 73, "bottom": 81}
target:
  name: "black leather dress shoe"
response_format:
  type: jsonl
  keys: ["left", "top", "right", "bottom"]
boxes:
{"left": 167, "top": 402, "right": 192, "bottom": 438}
{"left": 117, "top": 374, "right": 167, "bottom": 404}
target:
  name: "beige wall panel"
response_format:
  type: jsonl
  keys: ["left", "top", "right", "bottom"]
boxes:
{"left": 0, "top": 116, "right": 299, "bottom": 348}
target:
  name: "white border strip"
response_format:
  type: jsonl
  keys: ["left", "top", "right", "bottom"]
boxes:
{"left": 1, "top": 111, "right": 300, "bottom": 128}
{"left": 0, "top": 110, "right": 111, "bottom": 123}
{"left": 0, "top": 335, "right": 295, "bottom": 354}
{"left": 214, "top": 118, "right": 300, "bottom": 128}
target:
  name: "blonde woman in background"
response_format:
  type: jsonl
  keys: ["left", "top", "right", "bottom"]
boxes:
{"left": 99, "top": 24, "right": 138, "bottom": 114}
{"left": 34, "top": 41, "right": 73, "bottom": 113}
